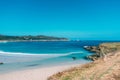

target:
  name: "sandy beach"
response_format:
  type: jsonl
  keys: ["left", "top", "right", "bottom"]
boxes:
{"left": 0, "top": 64, "right": 80, "bottom": 80}
{"left": 0, "top": 41, "right": 91, "bottom": 80}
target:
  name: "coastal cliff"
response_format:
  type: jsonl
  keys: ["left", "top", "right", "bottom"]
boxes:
{"left": 48, "top": 43, "right": 120, "bottom": 80}
{"left": 84, "top": 43, "right": 120, "bottom": 60}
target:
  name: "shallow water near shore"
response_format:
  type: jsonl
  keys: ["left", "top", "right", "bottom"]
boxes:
{"left": 0, "top": 41, "right": 119, "bottom": 74}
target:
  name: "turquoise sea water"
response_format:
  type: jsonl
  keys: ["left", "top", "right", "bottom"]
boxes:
{"left": 0, "top": 41, "right": 118, "bottom": 74}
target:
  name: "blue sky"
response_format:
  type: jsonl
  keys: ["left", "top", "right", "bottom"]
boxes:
{"left": 0, "top": 0, "right": 120, "bottom": 40}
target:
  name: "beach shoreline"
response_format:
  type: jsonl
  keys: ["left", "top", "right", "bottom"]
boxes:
{"left": 0, "top": 63, "right": 82, "bottom": 80}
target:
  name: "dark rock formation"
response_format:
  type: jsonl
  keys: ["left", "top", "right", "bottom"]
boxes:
{"left": 0, "top": 62, "right": 3, "bottom": 65}
{"left": 72, "top": 57, "right": 76, "bottom": 60}
{"left": 84, "top": 43, "right": 120, "bottom": 61}
{"left": 84, "top": 46, "right": 100, "bottom": 53}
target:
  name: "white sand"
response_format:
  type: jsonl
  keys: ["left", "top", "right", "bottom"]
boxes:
{"left": 0, "top": 64, "right": 80, "bottom": 80}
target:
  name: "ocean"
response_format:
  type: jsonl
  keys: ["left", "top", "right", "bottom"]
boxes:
{"left": 0, "top": 40, "right": 117, "bottom": 74}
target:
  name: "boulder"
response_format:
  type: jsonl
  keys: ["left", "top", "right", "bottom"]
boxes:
{"left": 0, "top": 62, "right": 3, "bottom": 65}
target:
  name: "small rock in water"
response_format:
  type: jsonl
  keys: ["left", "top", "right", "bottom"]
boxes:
{"left": 72, "top": 57, "right": 76, "bottom": 60}
{"left": 0, "top": 62, "right": 3, "bottom": 65}
{"left": 26, "top": 64, "right": 39, "bottom": 67}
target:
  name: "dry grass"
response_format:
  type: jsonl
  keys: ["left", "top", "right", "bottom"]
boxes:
{"left": 48, "top": 52, "right": 120, "bottom": 80}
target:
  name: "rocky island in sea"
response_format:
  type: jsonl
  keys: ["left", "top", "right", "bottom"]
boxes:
{"left": 0, "top": 34, "right": 68, "bottom": 41}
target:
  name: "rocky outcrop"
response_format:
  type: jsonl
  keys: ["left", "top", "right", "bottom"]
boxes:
{"left": 48, "top": 50, "right": 120, "bottom": 80}
{"left": 0, "top": 62, "right": 3, "bottom": 65}
{"left": 84, "top": 43, "right": 120, "bottom": 61}
{"left": 48, "top": 43, "right": 120, "bottom": 80}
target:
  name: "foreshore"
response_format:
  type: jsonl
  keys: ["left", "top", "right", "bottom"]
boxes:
{"left": 0, "top": 64, "right": 81, "bottom": 80}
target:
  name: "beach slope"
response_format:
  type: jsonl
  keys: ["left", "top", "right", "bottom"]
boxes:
{"left": 0, "top": 64, "right": 80, "bottom": 80}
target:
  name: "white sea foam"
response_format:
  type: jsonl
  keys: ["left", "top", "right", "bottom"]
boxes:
{"left": 0, "top": 50, "right": 83, "bottom": 56}
{"left": 0, "top": 50, "right": 84, "bottom": 63}
{"left": 0, "top": 41, "right": 8, "bottom": 43}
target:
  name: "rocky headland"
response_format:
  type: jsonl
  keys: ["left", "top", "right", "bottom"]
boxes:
{"left": 84, "top": 43, "right": 120, "bottom": 61}
{"left": 48, "top": 43, "right": 120, "bottom": 80}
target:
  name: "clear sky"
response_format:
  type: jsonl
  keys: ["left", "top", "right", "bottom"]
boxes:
{"left": 0, "top": 0, "right": 120, "bottom": 40}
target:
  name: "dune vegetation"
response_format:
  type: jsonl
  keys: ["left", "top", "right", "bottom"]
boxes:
{"left": 48, "top": 43, "right": 120, "bottom": 80}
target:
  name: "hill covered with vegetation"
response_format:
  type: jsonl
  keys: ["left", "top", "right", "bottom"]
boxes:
{"left": 0, "top": 35, "right": 68, "bottom": 41}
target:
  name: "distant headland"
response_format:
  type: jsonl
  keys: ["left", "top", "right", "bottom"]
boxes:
{"left": 0, "top": 35, "right": 69, "bottom": 41}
